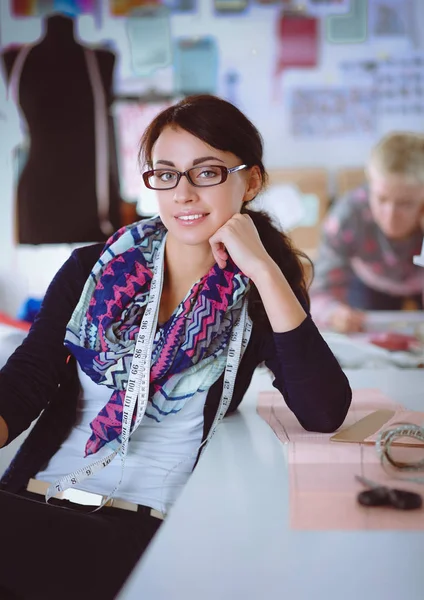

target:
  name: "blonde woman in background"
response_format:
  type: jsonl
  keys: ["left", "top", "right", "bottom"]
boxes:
{"left": 311, "top": 132, "right": 424, "bottom": 333}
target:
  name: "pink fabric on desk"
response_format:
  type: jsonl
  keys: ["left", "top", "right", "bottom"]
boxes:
{"left": 257, "top": 388, "right": 424, "bottom": 530}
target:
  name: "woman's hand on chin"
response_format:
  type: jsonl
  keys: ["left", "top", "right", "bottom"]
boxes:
{"left": 208, "top": 213, "right": 273, "bottom": 279}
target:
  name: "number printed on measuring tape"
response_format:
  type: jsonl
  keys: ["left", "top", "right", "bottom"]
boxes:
{"left": 200, "top": 303, "right": 252, "bottom": 454}
{"left": 46, "top": 237, "right": 166, "bottom": 506}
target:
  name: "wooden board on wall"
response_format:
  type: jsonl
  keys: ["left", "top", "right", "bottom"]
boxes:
{"left": 267, "top": 168, "right": 329, "bottom": 256}
{"left": 335, "top": 167, "right": 366, "bottom": 198}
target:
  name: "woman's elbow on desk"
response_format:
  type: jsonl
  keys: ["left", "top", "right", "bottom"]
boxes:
{"left": 299, "top": 413, "right": 346, "bottom": 434}
{"left": 299, "top": 385, "right": 352, "bottom": 434}
{"left": 282, "top": 366, "right": 353, "bottom": 434}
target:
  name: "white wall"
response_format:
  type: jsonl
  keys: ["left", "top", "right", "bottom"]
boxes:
{"left": 0, "top": 0, "right": 423, "bottom": 314}
{"left": 1, "top": 0, "right": 423, "bottom": 171}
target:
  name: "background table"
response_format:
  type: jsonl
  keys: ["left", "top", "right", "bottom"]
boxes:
{"left": 322, "top": 312, "right": 424, "bottom": 368}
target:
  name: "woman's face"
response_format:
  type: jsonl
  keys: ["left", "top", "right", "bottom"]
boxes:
{"left": 368, "top": 167, "right": 424, "bottom": 240}
{"left": 148, "top": 126, "right": 260, "bottom": 247}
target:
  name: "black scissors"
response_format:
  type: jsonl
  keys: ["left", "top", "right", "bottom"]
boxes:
{"left": 355, "top": 475, "right": 422, "bottom": 510}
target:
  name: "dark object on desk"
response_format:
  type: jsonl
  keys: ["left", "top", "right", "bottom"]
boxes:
{"left": 356, "top": 475, "right": 422, "bottom": 510}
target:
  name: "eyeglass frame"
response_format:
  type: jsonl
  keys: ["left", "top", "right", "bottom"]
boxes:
{"left": 142, "top": 164, "right": 248, "bottom": 190}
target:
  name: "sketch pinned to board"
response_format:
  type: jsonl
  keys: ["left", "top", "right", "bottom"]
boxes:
{"left": 290, "top": 87, "right": 377, "bottom": 138}
{"left": 125, "top": 5, "right": 172, "bottom": 76}
{"left": 213, "top": 0, "right": 249, "bottom": 13}
{"left": 113, "top": 100, "right": 172, "bottom": 203}
{"left": 173, "top": 37, "right": 219, "bottom": 95}
{"left": 377, "top": 55, "right": 424, "bottom": 115}
{"left": 368, "top": 0, "right": 416, "bottom": 41}
{"left": 110, "top": 0, "right": 160, "bottom": 15}
{"left": 276, "top": 13, "right": 318, "bottom": 75}
{"left": 340, "top": 54, "right": 424, "bottom": 116}
{"left": 325, "top": 0, "right": 368, "bottom": 44}
{"left": 11, "top": 0, "right": 98, "bottom": 15}
{"left": 110, "top": 0, "right": 196, "bottom": 14}
{"left": 164, "top": 0, "right": 196, "bottom": 11}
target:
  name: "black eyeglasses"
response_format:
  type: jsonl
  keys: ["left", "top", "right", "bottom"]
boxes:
{"left": 142, "top": 164, "right": 248, "bottom": 190}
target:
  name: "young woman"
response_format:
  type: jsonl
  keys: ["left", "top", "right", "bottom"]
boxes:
{"left": 0, "top": 95, "right": 351, "bottom": 600}
{"left": 311, "top": 132, "right": 424, "bottom": 333}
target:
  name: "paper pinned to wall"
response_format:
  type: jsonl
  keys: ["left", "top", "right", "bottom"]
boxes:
{"left": 173, "top": 37, "right": 219, "bottom": 95}
{"left": 113, "top": 100, "right": 172, "bottom": 202}
{"left": 110, "top": 1, "right": 161, "bottom": 16}
{"left": 213, "top": 0, "right": 249, "bottom": 13}
{"left": 368, "top": 0, "right": 415, "bottom": 41}
{"left": 340, "top": 54, "right": 424, "bottom": 117}
{"left": 164, "top": 0, "right": 196, "bottom": 11}
{"left": 126, "top": 6, "right": 172, "bottom": 76}
{"left": 276, "top": 13, "right": 318, "bottom": 76}
{"left": 11, "top": 0, "right": 98, "bottom": 16}
{"left": 377, "top": 54, "right": 424, "bottom": 116}
{"left": 250, "top": 184, "right": 306, "bottom": 232}
{"left": 290, "top": 86, "right": 377, "bottom": 137}
{"left": 325, "top": 0, "right": 368, "bottom": 44}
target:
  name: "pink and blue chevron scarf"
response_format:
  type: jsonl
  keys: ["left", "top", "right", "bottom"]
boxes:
{"left": 65, "top": 216, "right": 250, "bottom": 457}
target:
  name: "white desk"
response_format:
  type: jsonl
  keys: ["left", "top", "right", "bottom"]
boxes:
{"left": 0, "top": 324, "right": 31, "bottom": 477}
{"left": 364, "top": 310, "right": 424, "bottom": 331}
{"left": 118, "top": 368, "right": 424, "bottom": 600}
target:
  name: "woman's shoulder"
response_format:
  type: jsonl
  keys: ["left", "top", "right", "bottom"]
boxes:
{"left": 70, "top": 243, "right": 105, "bottom": 276}
{"left": 46, "top": 243, "right": 105, "bottom": 300}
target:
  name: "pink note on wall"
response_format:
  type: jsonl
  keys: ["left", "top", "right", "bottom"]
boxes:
{"left": 257, "top": 389, "right": 424, "bottom": 530}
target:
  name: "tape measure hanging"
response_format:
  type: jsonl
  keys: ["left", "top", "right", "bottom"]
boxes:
{"left": 84, "top": 49, "right": 114, "bottom": 236}
{"left": 46, "top": 237, "right": 252, "bottom": 507}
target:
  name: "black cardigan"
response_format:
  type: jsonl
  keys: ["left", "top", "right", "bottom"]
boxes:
{"left": 0, "top": 244, "right": 352, "bottom": 492}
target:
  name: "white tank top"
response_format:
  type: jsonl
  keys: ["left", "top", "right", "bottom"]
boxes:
{"left": 36, "top": 364, "right": 206, "bottom": 514}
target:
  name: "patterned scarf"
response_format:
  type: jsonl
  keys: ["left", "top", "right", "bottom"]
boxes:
{"left": 65, "top": 216, "right": 250, "bottom": 458}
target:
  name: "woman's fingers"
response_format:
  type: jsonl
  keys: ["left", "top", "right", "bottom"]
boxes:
{"left": 210, "top": 239, "right": 228, "bottom": 269}
{"left": 209, "top": 213, "right": 268, "bottom": 276}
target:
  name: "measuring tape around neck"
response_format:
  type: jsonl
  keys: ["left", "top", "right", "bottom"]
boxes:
{"left": 46, "top": 237, "right": 165, "bottom": 505}
{"left": 46, "top": 238, "right": 252, "bottom": 507}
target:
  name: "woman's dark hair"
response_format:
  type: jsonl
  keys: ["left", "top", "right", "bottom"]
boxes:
{"left": 139, "top": 94, "right": 311, "bottom": 327}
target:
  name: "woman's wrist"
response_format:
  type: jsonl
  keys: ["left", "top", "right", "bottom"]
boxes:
{"left": 248, "top": 256, "right": 281, "bottom": 286}
{"left": 251, "top": 259, "right": 307, "bottom": 333}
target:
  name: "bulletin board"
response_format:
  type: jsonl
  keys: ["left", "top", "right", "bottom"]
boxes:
{"left": 2, "top": 0, "right": 424, "bottom": 182}
{"left": 335, "top": 167, "right": 367, "bottom": 197}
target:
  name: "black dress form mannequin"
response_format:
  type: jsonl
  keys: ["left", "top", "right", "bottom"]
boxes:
{"left": 1, "top": 14, "right": 123, "bottom": 244}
